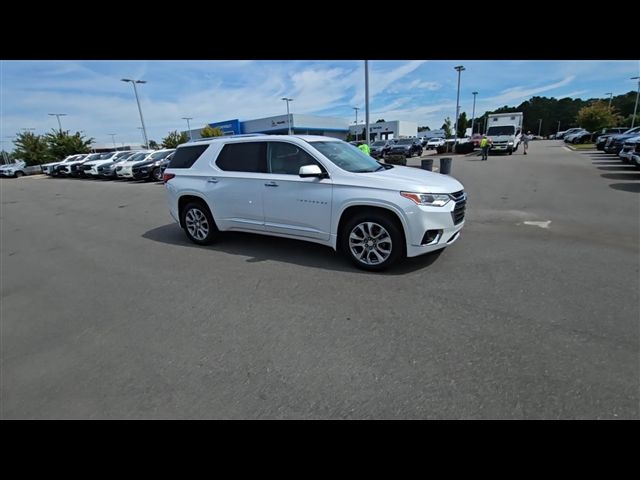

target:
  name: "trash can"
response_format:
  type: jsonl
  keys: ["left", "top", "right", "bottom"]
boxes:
{"left": 421, "top": 159, "right": 433, "bottom": 171}
{"left": 440, "top": 157, "right": 452, "bottom": 174}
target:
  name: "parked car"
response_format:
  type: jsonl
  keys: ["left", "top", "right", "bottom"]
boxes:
{"left": 41, "top": 154, "right": 84, "bottom": 176}
{"left": 564, "top": 129, "right": 587, "bottom": 143}
{"left": 96, "top": 151, "right": 139, "bottom": 178}
{"left": 55, "top": 153, "right": 100, "bottom": 177}
{"left": 556, "top": 128, "right": 583, "bottom": 140}
{"left": 388, "top": 138, "right": 423, "bottom": 157}
{"left": 631, "top": 141, "right": 640, "bottom": 169}
{"left": 604, "top": 127, "right": 640, "bottom": 154}
{"left": 163, "top": 135, "right": 465, "bottom": 271}
{"left": 83, "top": 151, "right": 138, "bottom": 178}
{"left": 131, "top": 149, "right": 176, "bottom": 181}
{"left": 114, "top": 150, "right": 154, "bottom": 178}
{"left": 0, "top": 160, "right": 27, "bottom": 177}
{"left": 618, "top": 135, "right": 640, "bottom": 163}
{"left": 596, "top": 127, "right": 634, "bottom": 150}
{"left": 426, "top": 137, "right": 445, "bottom": 150}
{"left": 568, "top": 130, "right": 593, "bottom": 144}
{"left": 369, "top": 140, "right": 394, "bottom": 159}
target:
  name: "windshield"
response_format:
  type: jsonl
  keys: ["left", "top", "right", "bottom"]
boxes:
{"left": 371, "top": 141, "right": 386, "bottom": 146}
{"left": 150, "top": 150, "right": 174, "bottom": 160}
{"left": 396, "top": 139, "right": 414, "bottom": 145}
{"left": 487, "top": 126, "right": 515, "bottom": 136}
{"left": 310, "top": 141, "right": 384, "bottom": 173}
{"left": 85, "top": 154, "right": 102, "bottom": 161}
{"left": 624, "top": 127, "right": 640, "bottom": 134}
{"left": 127, "top": 152, "right": 149, "bottom": 162}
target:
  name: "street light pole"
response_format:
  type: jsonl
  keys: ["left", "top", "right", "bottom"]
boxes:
{"left": 605, "top": 92, "right": 613, "bottom": 109}
{"left": 353, "top": 107, "right": 360, "bottom": 142}
{"left": 538, "top": 119, "right": 542, "bottom": 137}
{"left": 453, "top": 65, "right": 465, "bottom": 148}
{"left": 471, "top": 91, "right": 478, "bottom": 135}
{"left": 48, "top": 113, "right": 67, "bottom": 132}
{"left": 281, "top": 98, "right": 293, "bottom": 134}
{"left": 631, "top": 77, "right": 640, "bottom": 129}
{"left": 365, "top": 60, "right": 370, "bottom": 146}
{"left": 121, "top": 78, "right": 149, "bottom": 148}
{"left": 557, "top": 120, "right": 561, "bottom": 136}
{"left": 182, "top": 117, "right": 193, "bottom": 141}
{"left": 109, "top": 133, "right": 117, "bottom": 149}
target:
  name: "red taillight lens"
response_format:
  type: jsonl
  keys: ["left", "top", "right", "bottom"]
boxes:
{"left": 163, "top": 173, "right": 175, "bottom": 183}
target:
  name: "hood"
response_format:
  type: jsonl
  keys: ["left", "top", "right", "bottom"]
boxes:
{"left": 611, "top": 133, "right": 639, "bottom": 142}
{"left": 490, "top": 135, "right": 515, "bottom": 142}
{"left": 337, "top": 165, "right": 463, "bottom": 194}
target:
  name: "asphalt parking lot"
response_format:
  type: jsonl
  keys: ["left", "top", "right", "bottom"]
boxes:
{"left": 1, "top": 141, "right": 638, "bottom": 419}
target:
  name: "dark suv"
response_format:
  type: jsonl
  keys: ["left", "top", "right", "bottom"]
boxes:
{"left": 369, "top": 140, "right": 394, "bottom": 159}
{"left": 596, "top": 127, "right": 632, "bottom": 150}
{"left": 603, "top": 126, "right": 640, "bottom": 154}
{"left": 388, "top": 138, "right": 423, "bottom": 157}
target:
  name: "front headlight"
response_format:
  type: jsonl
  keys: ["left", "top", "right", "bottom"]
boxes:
{"left": 508, "top": 141, "right": 514, "bottom": 145}
{"left": 401, "top": 192, "right": 451, "bottom": 207}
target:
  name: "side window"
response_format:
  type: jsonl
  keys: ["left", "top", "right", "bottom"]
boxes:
{"left": 216, "top": 142, "right": 267, "bottom": 173}
{"left": 169, "top": 144, "right": 209, "bottom": 169}
{"left": 267, "top": 142, "right": 322, "bottom": 175}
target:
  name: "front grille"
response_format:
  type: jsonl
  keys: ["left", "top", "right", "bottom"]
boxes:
{"left": 450, "top": 190, "right": 466, "bottom": 225}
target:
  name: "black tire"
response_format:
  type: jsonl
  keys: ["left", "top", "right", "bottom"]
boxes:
{"left": 341, "top": 211, "right": 404, "bottom": 271}
{"left": 508, "top": 149, "right": 513, "bottom": 155}
{"left": 180, "top": 201, "right": 218, "bottom": 245}
{"left": 14, "top": 171, "right": 24, "bottom": 178}
{"left": 152, "top": 167, "right": 162, "bottom": 182}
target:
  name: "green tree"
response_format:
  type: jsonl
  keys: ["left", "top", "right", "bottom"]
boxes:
{"left": 441, "top": 117, "right": 452, "bottom": 138}
{"left": 418, "top": 126, "right": 430, "bottom": 132}
{"left": 13, "top": 131, "right": 53, "bottom": 166}
{"left": 44, "top": 129, "right": 93, "bottom": 161}
{"left": 161, "top": 130, "right": 189, "bottom": 149}
{"left": 148, "top": 140, "right": 159, "bottom": 150}
{"left": 375, "top": 119, "right": 386, "bottom": 123}
{"left": 200, "top": 125, "right": 225, "bottom": 138}
{"left": 456, "top": 112, "right": 468, "bottom": 138}
{"left": 576, "top": 101, "right": 622, "bottom": 133}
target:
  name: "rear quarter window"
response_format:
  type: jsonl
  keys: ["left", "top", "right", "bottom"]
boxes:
{"left": 169, "top": 144, "right": 209, "bottom": 169}
{"left": 216, "top": 142, "right": 267, "bottom": 173}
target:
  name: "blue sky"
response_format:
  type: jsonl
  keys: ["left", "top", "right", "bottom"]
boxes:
{"left": 1, "top": 60, "right": 639, "bottom": 148}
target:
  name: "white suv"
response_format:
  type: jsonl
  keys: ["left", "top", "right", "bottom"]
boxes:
{"left": 163, "top": 135, "right": 466, "bottom": 271}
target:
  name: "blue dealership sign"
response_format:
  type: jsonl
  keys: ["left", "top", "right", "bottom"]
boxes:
{"left": 209, "top": 119, "right": 242, "bottom": 135}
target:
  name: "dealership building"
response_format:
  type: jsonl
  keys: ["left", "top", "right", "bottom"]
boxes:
{"left": 348, "top": 120, "right": 417, "bottom": 141}
{"left": 185, "top": 114, "right": 350, "bottom": 140}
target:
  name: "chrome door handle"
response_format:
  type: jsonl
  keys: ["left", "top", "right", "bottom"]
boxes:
{"left": 207, "top": 177, "right": 219, "bottom": 183}
{"left": 264, "top": 182, "right": 278, "bottom": 187}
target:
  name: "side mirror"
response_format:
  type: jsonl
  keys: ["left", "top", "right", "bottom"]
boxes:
{"left": 299, "top": 164, "right": 325, "bottom": 178}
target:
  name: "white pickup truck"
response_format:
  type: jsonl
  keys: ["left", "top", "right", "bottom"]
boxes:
{"left": 486, "top": 112, "right": 523, "bottom": 155}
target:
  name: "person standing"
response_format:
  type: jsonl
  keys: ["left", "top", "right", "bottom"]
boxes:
{"left": 358, "top": 142, "right": 371, "bottom": 156}
{"left": 522, "top": 130, "right": 532, "bottom": 155}
{"left": 480, "top": 134, "right": 490, "bottom": 161}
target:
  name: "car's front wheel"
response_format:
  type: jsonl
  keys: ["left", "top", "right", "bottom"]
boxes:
{"left": 341, "top": 212, "right": 403, "bottom": 271}
{"left": 181, "top": 201, "right": 218, "bottom": 245}
{"left": 151, "top": 167, "right": 162, "bottom": 182}
{"left": 14, "top": 171, "right": 24, "bottom": 178}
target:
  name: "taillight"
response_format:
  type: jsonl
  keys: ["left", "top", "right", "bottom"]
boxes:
{"left": 163, "top": 173, "right": 175, "bottom": 183}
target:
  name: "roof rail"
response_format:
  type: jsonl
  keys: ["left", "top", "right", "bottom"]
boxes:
{"left": 187, "top": 133, "right": 265, "bottom": 143}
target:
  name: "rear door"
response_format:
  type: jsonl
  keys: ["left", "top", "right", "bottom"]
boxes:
{"left": 208, "top": 142, "right": 268, "bottom": 232}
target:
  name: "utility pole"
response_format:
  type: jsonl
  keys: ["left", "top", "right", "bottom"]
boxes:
{"left": 365, "top": 60, "right": 370, "bottom": 146}
{"left": 453, "top": 65, "right": 465, "bottom": 148}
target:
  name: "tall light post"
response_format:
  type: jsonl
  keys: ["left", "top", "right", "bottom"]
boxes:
{"left": 557, "top": 120, "right": 561, "bottom": 136}
{"left": 470, "top": 91, "right": 478, "bottom": 135}
{"left": 108, "top": 133, "right": 117, "bottom": 149}
{"left": 121, "top": 78, "right": 149, "bottom": 148}
{"left": 137, "top": 127, "right": 146, "bottom": 147}
{"left": 353, "top": 107, "right": 360, "bottom": 141}
{"left": 631, "top": 77, "right": 640, "bottom": 128}
{"left": 605, "top": 92, "right": 613, "bottom": 109}
{"left": 453, "top": 65, "right": 465, "bottom": 148}
{"left": 364, "top": 60, "right": 370, "bottom": 146}
{"left": 281, "top": 97, "right": 293, "bottom": 135}
{"left": 48, "top": 113, "right": 67, "bottom": 132}
{"left": 182, "top": 117, "right": 193, "bottom": 141}
{"left": 538, "top": 118, "right": 542, "bottom": 137}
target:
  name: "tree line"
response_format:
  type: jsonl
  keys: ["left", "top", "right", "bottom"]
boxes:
{"left": 3, "top": 125, "right": 226, "bottom": 166}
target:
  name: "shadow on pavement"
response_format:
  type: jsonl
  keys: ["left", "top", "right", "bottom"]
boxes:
{"left": 609, "top": 183, "right": 640, "bottom": 193}
{"left": 601, "top": 173, "right": 640, "bottom": 181}
{"left": 142, "top": 224, "right": 444, "bottom": 275}
{"left": 597, "top": 166, "right": 638, "bottom": 171}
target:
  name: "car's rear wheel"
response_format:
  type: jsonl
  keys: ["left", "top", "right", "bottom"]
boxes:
{"left": 181, "top": 201, "right": 218, "bottom": 245}
{"left": 341, "top": 213, "right": 403, "bottom": 271}
{"left": 152, "top": 167, "right": 162, "bottom": 182}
